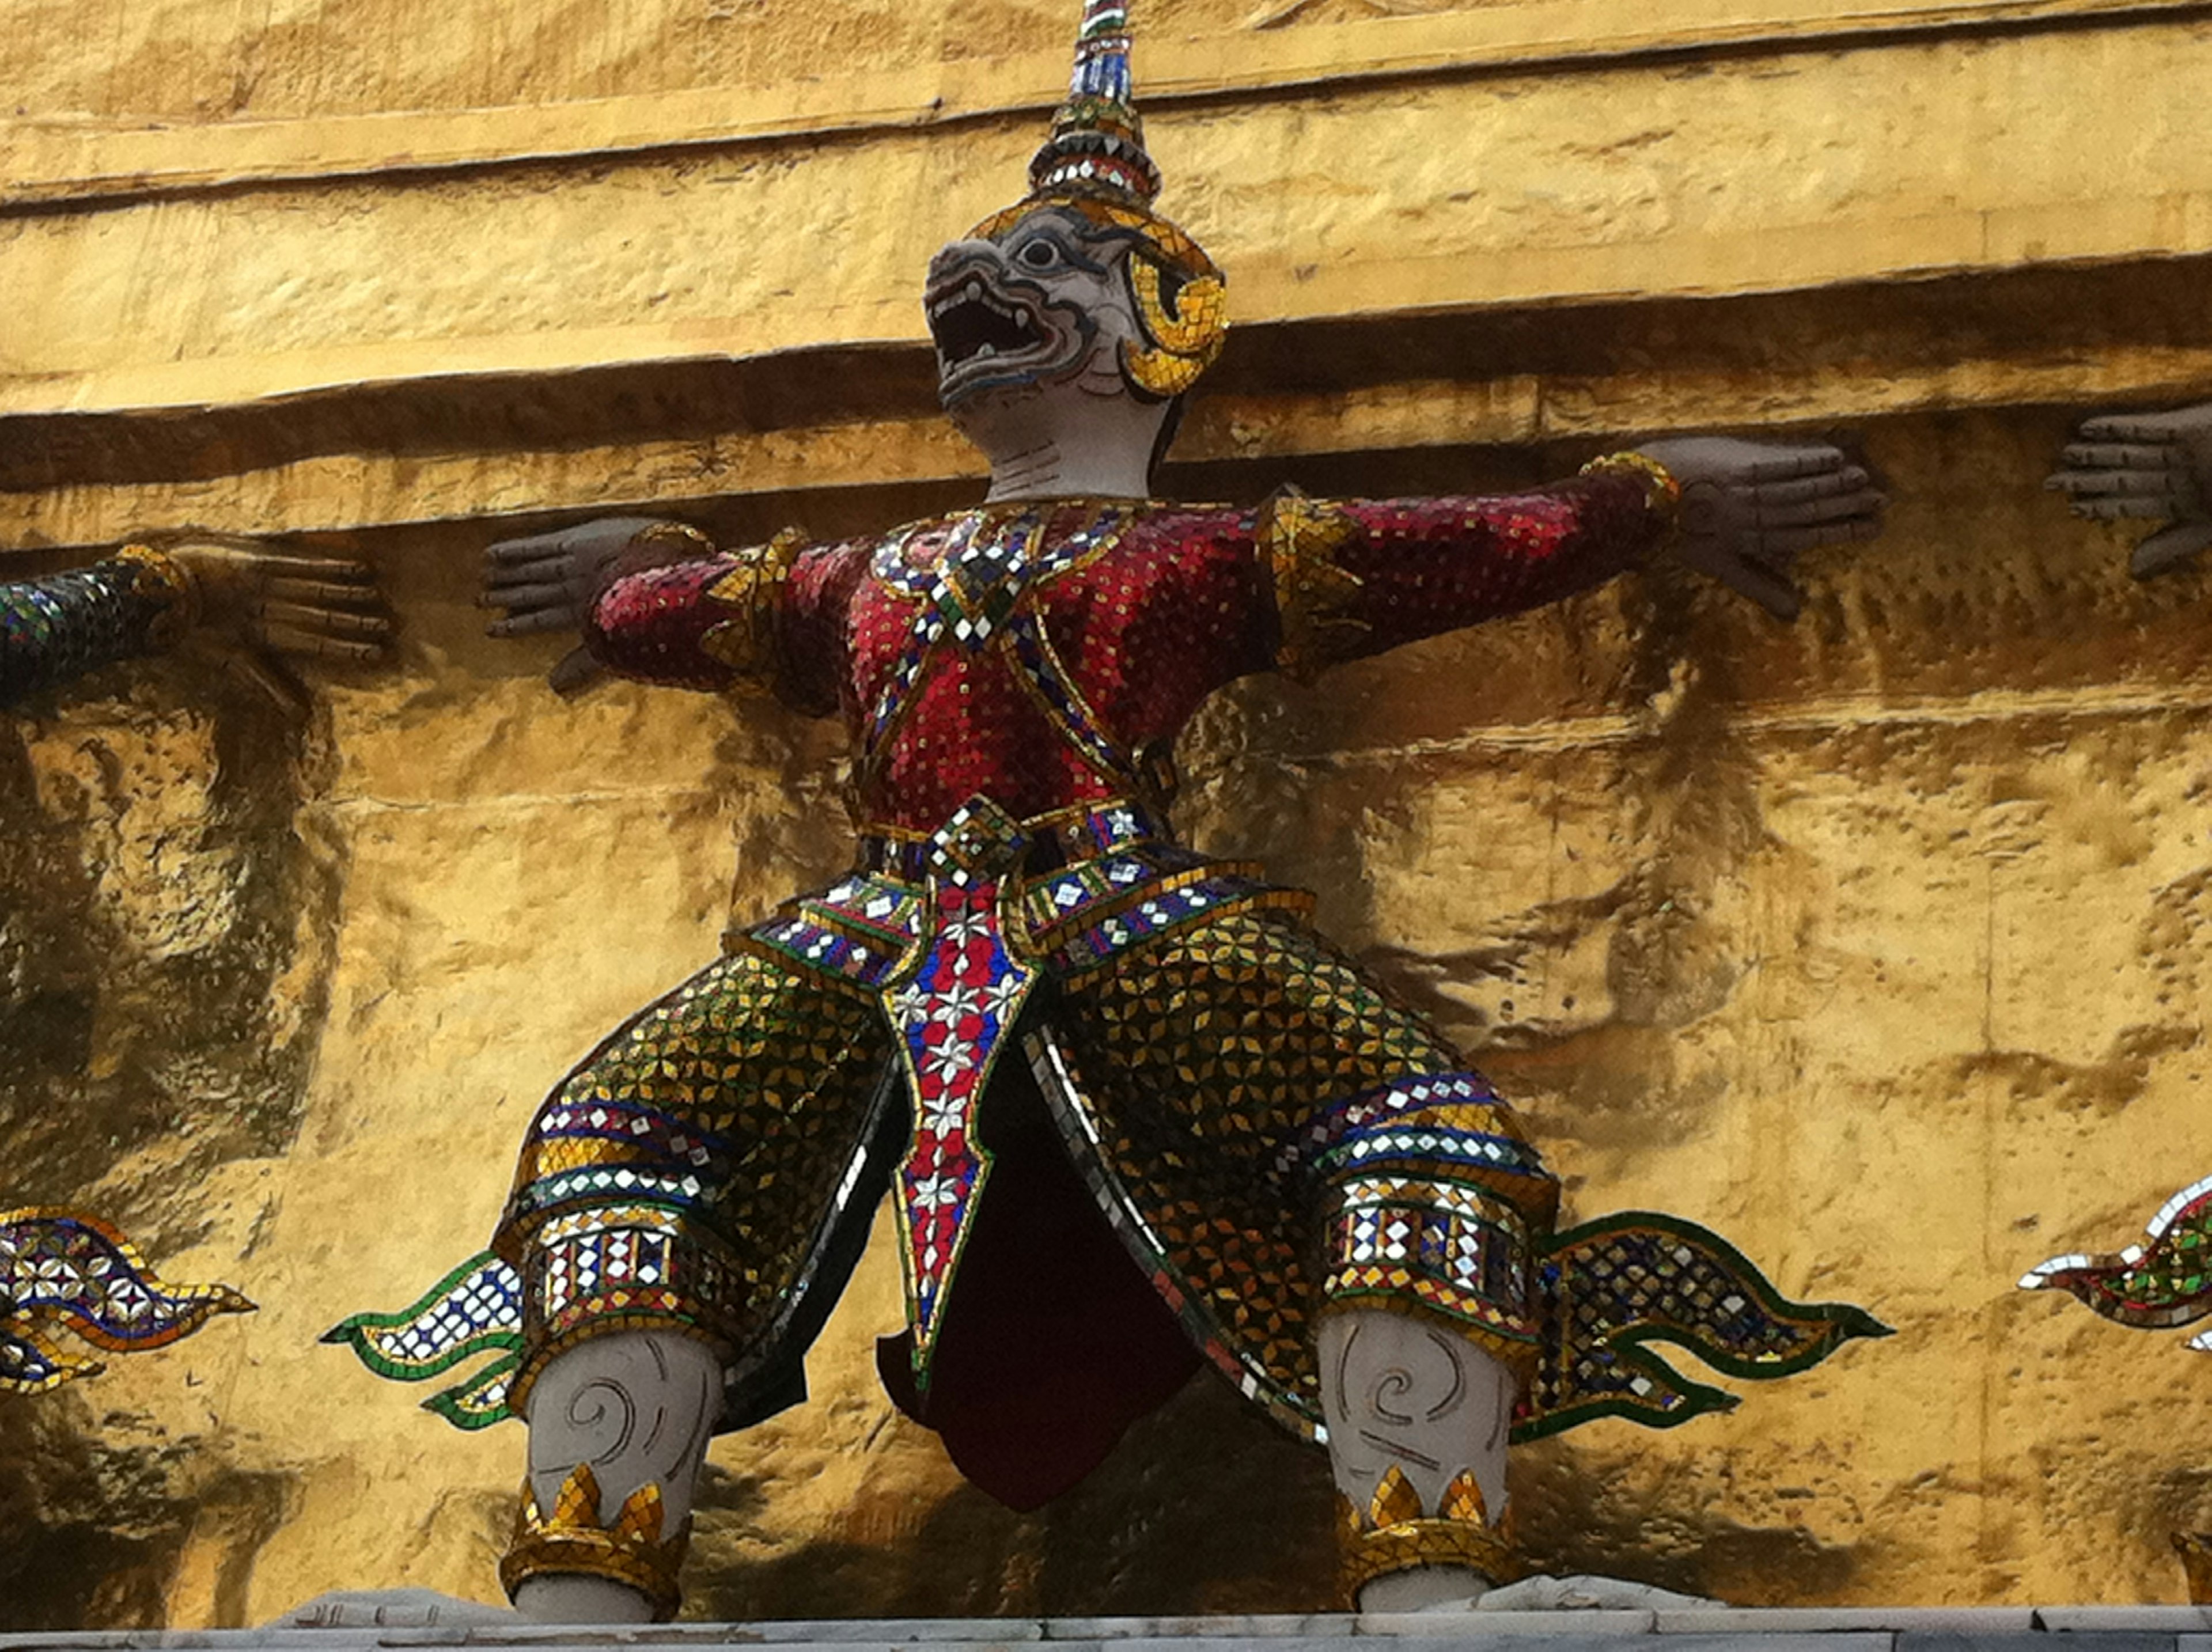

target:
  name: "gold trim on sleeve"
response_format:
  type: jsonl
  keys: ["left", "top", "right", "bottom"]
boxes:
{"left": 1255, "top": 488, "right": 1368, "bottom": 683}
{"left": 699, "top": 526, "right": 808, "bottom": 683}
{"left": 112, "top": 544, "right": 202, "bottom": 647}
{"left": 1578, "top": 450, "right": 1684, "bottom": 544}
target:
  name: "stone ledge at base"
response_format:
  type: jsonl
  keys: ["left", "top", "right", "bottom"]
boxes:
{"left": 6, "top": 1604, "right": 2212, "bottom": 1652}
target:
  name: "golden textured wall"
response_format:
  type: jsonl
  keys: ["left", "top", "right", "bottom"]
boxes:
{"left": 5, "top": 0, "right": 2212, "bottom": 1630}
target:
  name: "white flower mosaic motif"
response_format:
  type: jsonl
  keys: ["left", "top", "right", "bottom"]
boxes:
{"left": 938, "top": 912, "right": 994, "bottom": 950}
{"left": 919, "top": 1091, "right": 972, "bottom": 1135}
{"left": 910, "top": 1172, "right": 968, "bottom": 1211}
{"left": 978, "top": 975, "right": 1028, "bottom": 1021}
{"left": 925, "top": 985, "right": 983, "bottom": 1029}
{"left": 922, "top": 1043, "right": 978, "bottom": 1085}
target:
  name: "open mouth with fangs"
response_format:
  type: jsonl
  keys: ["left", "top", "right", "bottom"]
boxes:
{"left": 927, "top": 274, "right": 1067, "bottom": 399}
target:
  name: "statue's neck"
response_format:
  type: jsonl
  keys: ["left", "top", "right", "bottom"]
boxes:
{"left": 983, "top": 437, "right": 1154, "bottom": 503}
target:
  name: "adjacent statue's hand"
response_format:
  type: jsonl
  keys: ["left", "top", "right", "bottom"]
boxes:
{"left": 2045, "top": 405, "right": 2212, "bottom": 579}
{"left": 1630, "top": 436, "right": 1884, "bottom": 622}
{"left": 164, "top": 541, "right": 392, "bottom": 662}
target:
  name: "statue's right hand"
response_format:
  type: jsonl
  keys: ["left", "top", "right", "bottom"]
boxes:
{"left": 2046, "top": 404, "right": 2212, "bottom": 579}
{"left": 479, "top": 517, "right": 677, "bottom": 640}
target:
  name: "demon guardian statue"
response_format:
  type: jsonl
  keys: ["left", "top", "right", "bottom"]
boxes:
{"left": 334, "top": 1, "right": 1887, "bottom": 1619}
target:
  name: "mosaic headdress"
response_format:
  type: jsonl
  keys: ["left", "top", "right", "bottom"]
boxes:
{"left": 1029, "top": 0, "right": 1162, "bottom": 206}
{"left": 971, "top": 0, "right": 1227, "bottom": 398}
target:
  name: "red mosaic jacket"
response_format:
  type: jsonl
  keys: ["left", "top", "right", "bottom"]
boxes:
{"left": 582, "top": 476, "right": 1669, "bottom": 837}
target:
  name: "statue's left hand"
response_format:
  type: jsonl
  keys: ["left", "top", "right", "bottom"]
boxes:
{"left": 165, "top": 542, "right": 393, "bottom": 661}
{"left": 1631, "top": 436, "right": 1885, "bottom": 622}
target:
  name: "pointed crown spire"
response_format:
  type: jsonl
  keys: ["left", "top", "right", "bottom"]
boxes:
{"left": 1028, "top": 0, "right": 1162, "bottom": 206}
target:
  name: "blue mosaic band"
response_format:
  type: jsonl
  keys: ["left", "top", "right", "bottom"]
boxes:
{"left": 1305, "top": 1073, "right": 1555, "bottom": 1376}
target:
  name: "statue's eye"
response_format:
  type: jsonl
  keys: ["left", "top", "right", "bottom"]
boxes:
{"left": 1016, "top": 239, "right": 1062, "bottom": 271}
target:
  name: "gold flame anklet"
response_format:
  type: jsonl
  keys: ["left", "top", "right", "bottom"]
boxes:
{"left": 1336, "top": 1463, "right": 1524, "bottom": 1606}
{"left": 500, "top": 1462, "right": 689, "bottom": 1620}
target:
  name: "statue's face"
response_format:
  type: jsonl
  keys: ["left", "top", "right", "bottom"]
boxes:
{"left": 925, "top": 205, "right": 1145, "bottom": 412}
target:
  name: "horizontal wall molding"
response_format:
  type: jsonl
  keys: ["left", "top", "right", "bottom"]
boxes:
{"left": 3, "top": 0, "right": 2207, "bottom": 210}
{"left": 5, "top": 257, "right": 2209, "bottom": 554}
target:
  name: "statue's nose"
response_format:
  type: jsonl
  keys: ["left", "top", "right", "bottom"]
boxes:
{"left": 927, "top": 238, "right": 999, "bottom": 282}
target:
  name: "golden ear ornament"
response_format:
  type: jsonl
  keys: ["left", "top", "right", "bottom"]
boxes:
{"left": 1119, "top": 256, "right": 1226, "bottom": 399}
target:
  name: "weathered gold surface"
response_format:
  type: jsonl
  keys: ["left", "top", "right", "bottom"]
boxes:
{"left": 2179, "top": 1534, "right": 2212, "bottom": 1605}
{"left": 6, "top": 0, "right": 2212, "bottom": 1632}
{"left": 8, "top": 14, "right": 2212, "bottom": 416}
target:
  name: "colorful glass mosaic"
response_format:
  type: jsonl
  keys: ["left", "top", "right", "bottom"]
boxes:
{"left": 0, "top": 1206, "right": 253, "bottom": 1395}
{"left": 500, "top": 1463, "right": 689, "bottom": 1621}
{"left": 1335, "top": 1465, "right": 1522, "bottom": 1599}
{"left": 1026, "top": 905, "right": 1559, "bottom": 1441}
{"left": 1, "top": 550, "right": 192, "bottom": 707}
{"left": 1512, "top": 1211, "right": 1892, "bottom": 1441}
{"left": 2021, "top": 1172, "right": 2212, "bottom": 1352}
{"left": 321, "top": 1249, "right": 524, "bottom": 1427}
{"left": 884, "top": 799, "right": 1042, "bottom": 1376}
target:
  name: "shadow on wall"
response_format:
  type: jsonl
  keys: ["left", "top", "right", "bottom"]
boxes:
{"left": 0, "top": 652, "right": 342, "bottom": 1631}
{"left": 684, "top": 1371, "right": 1340, "bottom": 1620}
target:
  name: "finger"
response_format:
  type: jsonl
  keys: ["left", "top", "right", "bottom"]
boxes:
{"left": 1745, "top": 445, "right": 1849, "bottom": 483}
{"left": 1760, "top": 517, "right": 1885, "bottom": 556}
{"left": 1755, "top": 487, "right": 1887, "bottom": 531}
{"left": 486, "top": 532, "right": 578, "bottom": 567}
{"left": 482, "top": 548, "right": 572, "bottom": 583}
{"left": 262, "top": 600, "right": 392, "bottom": 639}
{"left": 267, "top": 575, "right": 388, "bottom": 606}
{"left": 2070, "top": 496, "right": 2173, "bottom": 520}
{"left": 1673, "top": 541, "right": 1804, "bottom": 620}
{"left": 225, "top": 653, "right": 309, "bottom": 717}
{"left": 2061, "top": 442, "right": 2176, "bottom": 471}
{"left": 227, "top": 552, "right": 376, "bottom": 581}
{"left": 259, "top": 623, "right": 388, "bottom": 662}
{"left": 548, "top": 646, "right": 606, "bottom": 699}
{"left": 1721, "top": 561, "right": 1802, "bottom": 621}
{"left": 478, "top": 581, "right": 571, "bottom": 611}
{"left": 487, "top": 608, "right": 581, "bottom": 638}
{"left": 2081, "top": 414, "right": 2194, "bottom": 443}
{"left": 1749, "top": 467, "right": 1869, "bottom": 507}
{"left": 2043, "top": 469, "right": 2181, "bottom": 498}
{"left": 2132, "top": 520, "right": 2212, "bottom": 579}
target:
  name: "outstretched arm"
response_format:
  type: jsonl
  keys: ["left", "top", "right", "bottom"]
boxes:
{"left": 1262, "top": 438, "right": 1880, "bottom": 678}
{"left": 2045, "top": 405, "right": 2212, "bottom": 578}
{"left": 2, "top": 541, "right": 389, "bottom": 707}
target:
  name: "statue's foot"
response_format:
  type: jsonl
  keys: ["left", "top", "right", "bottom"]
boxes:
{"left": 1355, "top": 1563, "right": 1491, "bottom": 1612}
{"left": 1477, "top": 1574, "right": 1724, "bottom": 1611}
{"left": 512, "top": 1574, "right": 661, "bottom": 1624}
{"left": 271, "top": 1588, "right": 518, "bottom": 1628}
